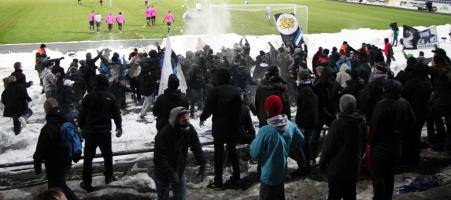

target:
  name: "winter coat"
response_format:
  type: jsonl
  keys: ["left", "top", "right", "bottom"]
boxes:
{"left": 277, "top": 53, "right": 293, "bottom": 81}
{"left": 154, "top": 108, "right": 205, "bottom": 179}
{"left": 342, "top": 79, "right": 365, "bottom": 104}
{"left": 56, "top": 84, "right": 79, "bottom": 121}
{"left": 153, "top": 89, "right": 189, "bottom": 131}
{"left": 313, "top": 78, "right": 337, "bottom": 124}
{"left": 403, "top": 76, "right": 432, "bottom": 121}
{"left": 11, "top": 69, "right": 31, "bottom": 88}
{"left": 79, "top": 86, "right": 122, "bottom": 134}
{"left": 250, "top": 115, "right": 304, "bottom": 186}
{"left": 335, "top": 59, "right": 352, "bottom": 72}
{"left": 319, "top": 112, "right": 367, "bottom": 180}
{"left": 1, "top": 82, "right": 31, "bottom": 117}
{"left": 41, "top": 67, "right": 56, "bottom": 93}
{"left": 369, "top": 96, "right": 416, "bottom": 161}
{"left": 140, "top": 57, "right": 160, "bottom": 96}
{"left": 359, "top": 79, "right": 385, "bottom": 120}
{"left": 127, "top": 59, "right": 141, "bottom": 79}
{"left": 255, "top": 76, "right": 291, "bottom": 126}
{"left": 430, "top": 63, "right": 451, "bottom": 108}
{"left": 335, "top": 65, "right": 351, "bottom": 88}
{"left": 33, "top": 108, "right": 71, "bottom": 177}
{"left": 200, "top": 83, "right": 242, "bottom": 140}
{"left": 295, "top": 83, "right": 319, "bottom": 129}
{"left": 232, "top": 66, "right": 252, "bottom": 90}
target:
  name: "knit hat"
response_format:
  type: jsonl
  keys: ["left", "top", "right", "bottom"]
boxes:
{"left": 339, "top": 94, "right": 357, "bottom": 113}
{"left": 264, "top": 95, "right": 283, "bottom": 118}
{"left": 168, "top": 74, "right": 180, "bottom": 89}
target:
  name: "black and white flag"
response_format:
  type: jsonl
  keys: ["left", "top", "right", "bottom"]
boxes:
{"left": 274, "top": 13, "right": 303, "bottom": 47}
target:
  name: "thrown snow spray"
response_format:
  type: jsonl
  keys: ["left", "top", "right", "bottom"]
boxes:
{"left": 183, "top": 0, "right": 231, "bottom": 35}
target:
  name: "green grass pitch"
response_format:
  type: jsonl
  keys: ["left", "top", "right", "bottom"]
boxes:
{"left": 0, "top": 0, "right": 449, "bottom": 44}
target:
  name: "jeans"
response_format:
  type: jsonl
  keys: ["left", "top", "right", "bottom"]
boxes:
{"left": 301, "top": 128, "right": 314, "bottom": 170}
{"left": 260, "top": 182, "right": 285, "bottom": 200}
{"left": 129, "top": 77, "right": 142, "bottom": 102}
{"left": 12, "top": 108, "right": 33, "bottom": 135}
{"left": 48, "top": 174, "right": 79, "bottom": 200}
{"left": 140, "top": 95, "right": 154, "bottom": 118}
{"left": 371, "top": 153, "right": 395, "bottom": 200}
{"left": 433, "top": 106, "right": 451, "bottom": 151}
{"left": 82, "top": 132, "right": 113, "bottom": 185}
{"left": 155, "top": 175, "right": 186, "bottom": 200}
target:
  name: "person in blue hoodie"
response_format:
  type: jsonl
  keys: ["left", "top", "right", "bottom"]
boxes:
{"left": 250, "top": 95, "right": 304, "bottom": 200}
{"left": 335, "top": 54, "right": 352, "bottom": 72}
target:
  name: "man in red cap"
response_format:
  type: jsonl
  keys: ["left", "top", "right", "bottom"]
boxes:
{"left": 250, "top": 95, "right": 304, "bottom": 200}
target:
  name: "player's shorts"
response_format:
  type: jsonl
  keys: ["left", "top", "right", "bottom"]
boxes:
{"left": 167, "top": 22, "right": 172, "bottom": 26}
{"left": 96, "top": 22, "right": 101, "bottom": 27}
{"left": 151, "top": 16, "right": 156, "bottom": 20}
{"left": 89, "top": 21, "right": 94, "bottom": 26}
{"left": 146, "top": 17, "right": 151, "bottom": 20}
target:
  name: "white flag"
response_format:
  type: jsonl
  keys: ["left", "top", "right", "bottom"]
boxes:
{"left": 158, "top": 37, "right": 188, "bottom": 96}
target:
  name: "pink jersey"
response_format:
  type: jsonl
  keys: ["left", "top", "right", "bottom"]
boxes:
{"left": 89, "top": 14, "right": 95, "bottom": 22}
{"left": 116, "top": 15, "right": 124, "bottom": 24}
{"left": 150, "top": 8, "right": 157, "bottom": 17}
{"left": 164, "top": 13, "right": 173, "bottom": 23}
{"left": 145, "top": 8, "right": 152, "bottom": 17}
{"left": 106, "top": 15, "right": 114, "bottom": 24}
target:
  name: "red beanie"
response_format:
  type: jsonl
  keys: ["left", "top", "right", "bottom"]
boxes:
{"left": 264, "top": 95, "right": 283, "bottom": 118}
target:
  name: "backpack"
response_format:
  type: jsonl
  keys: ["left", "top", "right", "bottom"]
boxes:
{"left": 60, "top": 122, "right": 83, "bottom": 163}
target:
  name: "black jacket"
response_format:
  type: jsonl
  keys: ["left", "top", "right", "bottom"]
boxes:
{"left": 255, "top": 76, "right": 291, "bottom": 126}
{"left": 369, "top": 96, "right": 416, "bottom": 160}
{"left": 153, "top": 89, "right": 189, "bottom": 131}
{"left": 200, "top": 84, "right": 242, "bottom": 140}
{"left": 359, "top": 79, "right": 385, "bottom": 120}
{"left": 1, "top": 82, "right": 31, "bottom": 117}
{"left": 296, "top": 83, "right": 319, "bottom": 129}
{"left": 237, "top": 103, "right": 255, "bottom": 144}
{"left": 11, "top": 69, "right": 32, "bottom": 88}
{"left": 33, "top": 108, "right": 71, "bottom": 177}
{"left": 79, "top": 86, "right": 122, "bottom": 133}
{"left": 430, "top": 64, "right": 451, "bottom": 108}
{"left": 402, "top": 76, "right": 432, "bottom": 121}
{"left": 319, "top": 112, "right": 367, "bottom": 180}
{"left": 313, "top": 78, "right": 337, "bottom": 124}
{"left": 140, "top": 57, "right": 160, "bottom": 96}
{"left": 154, "top": 123, "right": 205, "bottom": 178}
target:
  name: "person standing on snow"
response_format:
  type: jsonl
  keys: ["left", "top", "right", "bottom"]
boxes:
{"left": 2, "top": 76, "right": 33, "bottom": 135}
{"left": 250, "top": 95, "right": 304, "bottom": 200}
{"left": 319, "top": 94, "right": 367, "bottom": 200}
{"left": 200, "top": 68, "right": 242, "bottom": 189}
{"left": 116, "top": 12, "right": 125, "bottom": 32}
{"left": 79, "top": 75, "right": 122, "bottom": 192}
{"left": 163, "top": 11, "right": 174, "bottom": 33}
{"left": 106, "top": 13, "right": 114, "bottom": 32}
{"left": 154, "top": 107, "right": 206, "bottom": 200}
{"left": 33, "top": 98, "right": 79, "bottom": 200}
{"left": 369, "top": 79, "right": 416, "bottom": 200}
{"left": 152, "top": 74, "right": 189, "bottom": 131}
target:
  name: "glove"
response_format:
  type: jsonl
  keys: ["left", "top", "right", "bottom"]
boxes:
{"left": 199, "top": 121, "right": 205, "bottom": 127}
{"left": 197, "top": 165, "right": 206, "bottom": 180}
{"left": 34, "top": 161, "right": 42, "bottom": 175}
{"left": 171, "top": 173, "right": 179, "bottom": 185}
{"left": 116, "top": 128, "right": 123, "bottom": 138}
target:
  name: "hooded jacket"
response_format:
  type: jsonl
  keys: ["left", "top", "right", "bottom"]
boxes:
{"left": 33, "top": 108, "right": 71, "bottom": 177}
{"left": 200, "top": 69, "right": 242, "bottom": 140}
{"left": 41, "top": 67, "right": 56, "bottom": 93}
{"left": 250, "top": 115, "right": 304, "bottom": 185}
{"left": 2, "top": 81, "right": 31, "bottom": 117}
{"left": 153, "top": 88, "right": 189, "bottom": 131}
{"left": 255, "top": 76, "right": 291, "bottom": 126}
{"left": 79, "top": 77, "right": 122, "bottom": 134}
{"left": 154, "top": 107, "right": 205, "bottom": 178}
{"left": 319, "top": 112, "right": 367, "bottom": 180}
{"left": 296, "top": 83, "right": 319, "bottom": 129}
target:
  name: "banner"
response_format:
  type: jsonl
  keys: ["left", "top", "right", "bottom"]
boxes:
{"left": 417, "top": 26, "right": 438, "bottom": 49}
{"left": 403, "top": 25, "right": 438, "bottom": 49}
{"left": 403, "top": 25, "right": 420, "bottom": 49}
{"left": 158, "top": 37, "right": 188, "bottom": 96}
{"left": 274, "top": 13, "right": 303, "bottom": 47}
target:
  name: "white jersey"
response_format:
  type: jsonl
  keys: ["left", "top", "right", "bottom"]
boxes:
{"left": 94, "top": 14, "right": 102, "bottom": 23}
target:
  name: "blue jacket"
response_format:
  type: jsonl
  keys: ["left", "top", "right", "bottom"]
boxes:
{"left": 250, "top": 115, "right": 304, "bottom": 185}
{"left": 335, "top": 59, "right": 352, "bottom": 72}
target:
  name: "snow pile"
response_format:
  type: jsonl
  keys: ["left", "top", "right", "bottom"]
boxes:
{"left": 0, "top": 25, "right": 450, "bottom": 166}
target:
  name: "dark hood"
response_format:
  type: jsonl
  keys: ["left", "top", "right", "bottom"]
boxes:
{"left": 260, "top": 75, "right": 287, "bottom": 92}
{"left": 163, "top": 88, "right": 183, "bottom": 97}
{"left": 46, "top": 107, "right": 66, "bottom": 124}
{"left": 337, "top": 112, "right": 364, "bottom": 122}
